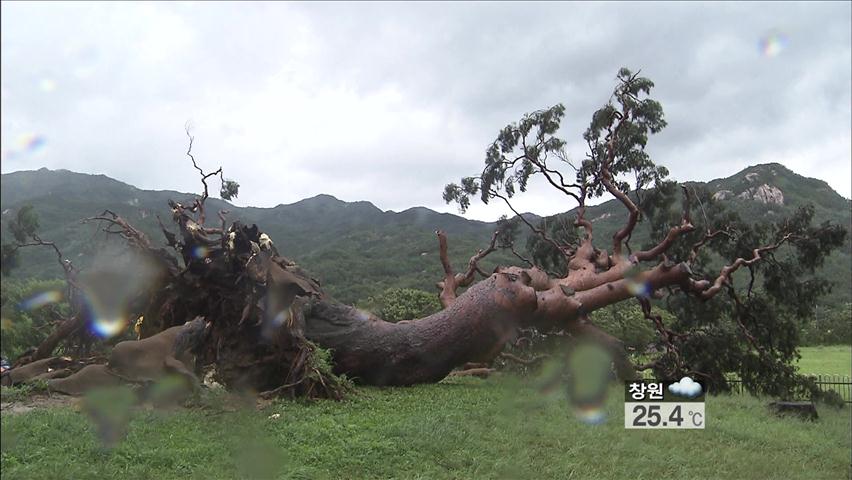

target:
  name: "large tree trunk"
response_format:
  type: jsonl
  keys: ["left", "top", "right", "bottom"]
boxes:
{"left": 303, "top": 273, "right": 538, "bottom": 385}
{"left": 303, "top": 260, "right": 694, "bottom": 385}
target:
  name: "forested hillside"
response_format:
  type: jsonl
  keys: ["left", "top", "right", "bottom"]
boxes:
{"left": 2, "top": 163, "right": 849, "bottom": 306}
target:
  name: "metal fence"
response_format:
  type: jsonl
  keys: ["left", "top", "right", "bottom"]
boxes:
{"left": 725, "top": 374, "right": 852, "bottom": 404}
{"left": 641, "top": 372, "right": 852, "bottom": 403}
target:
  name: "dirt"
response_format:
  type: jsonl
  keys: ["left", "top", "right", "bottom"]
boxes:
{"left": 1, "top": 393, "right": 79, "bottom": 415}
{"left": 1, "top": 386, "right": 273, "bottom": 417}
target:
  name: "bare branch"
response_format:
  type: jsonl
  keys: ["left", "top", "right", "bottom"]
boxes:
{"left": 508, "top": 244, "right": 535, "bottom": 268}
{"left": 726, "top": 285, "right": 760, "bottom": 350}
{"left": 687, "top": 234, "right": 793, "bottom": 300}
{"left": 596, "top": 103, "right": 641, "bottom": 257}
{"left": 84, "top": 210, "right": 181, "bottom": 276}
{"left": 435, "top": 230, "right": 500, "bottom": 308}
{"left": 638, "top": 297, "right": 685, "bottom": 375}
{"left": 573, "top": 188, "right": 593, "bottom": 244}
{"left": 435, "top": 230, "right": 457, "bottom": 308}
{"left": 601, "top": 177, "right": 640, "bottom": 257}
{"left": 11, "top": 236, "right": 77, "bottom": 286}
{"left": 493, "top": 192, "right": 568, "bottom": 258}
{"left": 156, "top": 215, "right": 179, "bottom": 249}
{"left": 635, "top": 186, "right": 695, "bottom": 262}
{"left": 184, "top": 126, "right": 223, "bottom": 226}
{"left": 523, "top": 141, "right": 583, "bottom": 204}
{"left": 456, "top": 230, "right": 500, "bottom": 288}
{"left": 218, "top": 209, "right": 230, "bottom": 233}
{"left": 688, "top": 228, "right": 732, "bottom": 264}
{"left": 84, "top": 210, "right": 154, "bottom": 251}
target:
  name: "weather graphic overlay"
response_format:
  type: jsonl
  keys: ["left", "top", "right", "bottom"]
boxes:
{"left": 624, "top": 378, "right": 706, "bottom": 429}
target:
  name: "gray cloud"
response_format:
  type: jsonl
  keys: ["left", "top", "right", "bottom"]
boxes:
{"left": 2, "top": 2, "right": 849, "bottom": 221}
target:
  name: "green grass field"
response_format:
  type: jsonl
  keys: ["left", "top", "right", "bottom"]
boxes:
{"left": 2, "top": 374, "right": 851, "bottom": 480}
{"left": 797, "top": 346, "right": 852, "bottom": 376}
{"left": 2, "top": 346, "right": 849, "bottom": 479}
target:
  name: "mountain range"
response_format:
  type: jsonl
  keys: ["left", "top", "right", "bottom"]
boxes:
{"left": 1, "top": 163, "right": 849, "bottom": 308}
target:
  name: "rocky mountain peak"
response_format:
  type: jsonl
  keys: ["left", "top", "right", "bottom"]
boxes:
{"left": 737, "top": 184, "right": 785, "bottom": 205}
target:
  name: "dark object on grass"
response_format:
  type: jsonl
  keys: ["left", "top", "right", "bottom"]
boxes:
{"left": 2, "top": 356, "right": 73, "bottom": 386}
{"left": 768, "top": 401, "right": 818, "bottom": 421}
{"left": 48, "top": 364, "right": 123, "bottom": 396}
{"left": 172, "top": 316, "right": 210, "bottom": 358}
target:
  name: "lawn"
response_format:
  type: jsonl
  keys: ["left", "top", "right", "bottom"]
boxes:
{"left": 797, "top": 345, "right": 852, "bottom": 376}
{"left": 2, "top": 375, "right": 850, "bottom": 480}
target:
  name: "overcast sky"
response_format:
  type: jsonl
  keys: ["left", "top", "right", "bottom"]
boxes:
{"left": 2, "top": 2, "right": 850, "bottom": 221}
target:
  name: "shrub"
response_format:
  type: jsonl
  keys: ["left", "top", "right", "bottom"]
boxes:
{"left": 799, "top": 303, "right": 852, "bottom": 346}
{"left": 0, "top": 278, "right": 70, "bottom": 361}
{"left": 591, "top": 302, "right": 670, "bottom": 351}
{"left": 361, "top": 288, "right": 441, "bottom": 322}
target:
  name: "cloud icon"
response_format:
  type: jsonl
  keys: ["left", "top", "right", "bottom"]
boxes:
{"left": 668, "top": 377, "right": 703, "bottom": 398}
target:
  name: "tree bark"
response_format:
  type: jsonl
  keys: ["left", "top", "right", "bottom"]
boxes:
{"left": 301, "top": 260, "right": 694, "bottom": 386}
{"left": 33, "top": 316, "right": 85, "bottom": 361}
{"left": 303, "top": 273, "right": 537, "bottom": 385}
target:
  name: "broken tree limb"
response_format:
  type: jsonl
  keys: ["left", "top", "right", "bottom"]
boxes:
{"left": 435, "top": 229, "right": 500, "bottom": 308}
{"left": 499, "top": 352, "right": 549, "bottom": 366}
{"left": 449, "top": 368, "right": 495, "bottom": 378}
{"left": 33, "top": 315, "right": 85, "bottom": 362}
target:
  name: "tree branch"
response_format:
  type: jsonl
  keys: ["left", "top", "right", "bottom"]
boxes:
{"left": 10, "top": 235, "right": 78, "bottom": 290}
{"left": 5, "top": 236, "right": 83, "bottom": 362}
{"left": 493, "top": 192, "right": 567, "bottom": 258}
{"left": 635, "top": 186, "right": 695, "bottom": 261}
{"left": 573, "top": 188, "right": 593, "bottom": 244}
{"left": 687, "top": 234, "right": 793, "bottom": 300}
{"left": 436, "top": 230, "right": 457, "bottom": 308}
{"left": 448, "top": 367, "right": 495, "bottom": 378}
{"left": 84, "top": 210, "right": 181, "bottom": 276}
{"left": 597, "top": 104, "right": 640, "bottom": 257}
{"left": 508, "top": 244, "right": 535, "bottom": 268}
{"left": 601, "top": 172, "right": 640, "bottom": 258}
{"left": 688, "top": 228, "right": 732, "bottom": 264}
{"left": 456, "top": 230, "right": 499, "bottom": 288}
{"left": 725, "top": 285, "right": 761, "bottom": 350}
{"left": 184, "top": 126, "right": 223, "bottom": 226}
{"left": 85, "top": 210, "right": 154, "bottom": 251}
{"left": 499, "top": 352, "right": 549, "bottom": 366}
{"left": 33, "top": 315, "right": 85, "bottom": 361}
{"left": 435, "top": 230, "right": 500, "bottom": 308}
{"left": 638, "top": 297, "right": 684, "bottom": 375}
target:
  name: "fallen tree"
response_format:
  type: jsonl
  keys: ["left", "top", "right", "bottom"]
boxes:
{"left": 2, "top": 69, "right": 847, "bottom": 404}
